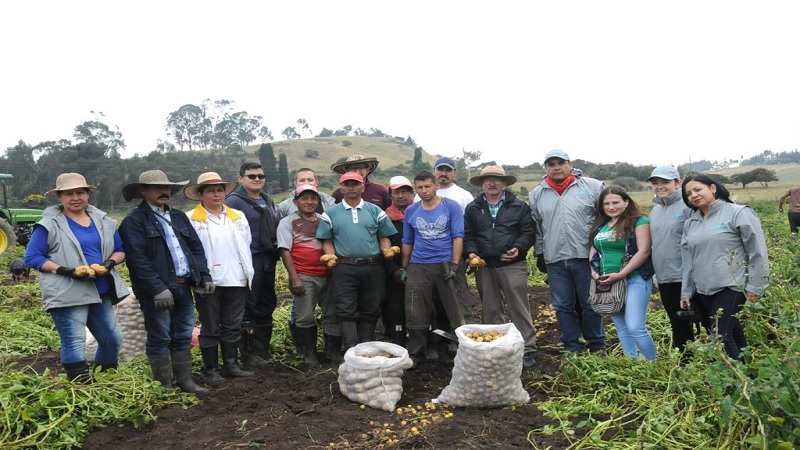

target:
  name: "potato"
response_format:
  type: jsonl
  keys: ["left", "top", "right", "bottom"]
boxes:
{"left": 74, "top": 265, "right": 96, "bottom": 278}
{"left": 90, "top": 263, "right": 108, "bottom": 276}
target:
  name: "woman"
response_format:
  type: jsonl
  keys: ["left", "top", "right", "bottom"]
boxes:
{"left": 589, "top": 186, "right": 656, "bottom": 360}
{"left": 648, "top": 166, "right": 696, "bottom": 353}
{"left": 680, "top": 174, "right": 769, "bottom": 360}
{"left": 185, "top": 172, "right": 254, "bottom": 383}
{"left": 24, "top": 173, "right": 128, "bottom": 382}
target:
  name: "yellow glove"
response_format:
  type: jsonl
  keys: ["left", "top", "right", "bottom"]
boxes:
{"left": 320, "top": 254, "right": 338, "bottom": 268}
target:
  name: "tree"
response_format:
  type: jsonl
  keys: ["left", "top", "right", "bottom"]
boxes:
{"left": 305, "top": 149, "right": 319, "bottom": 158}
{"left": 73, "top": 113, "right": 125, "bottom": 156}
{"left": 456, "top": 147, "right": 483, "bottom": 179}
{"left": 257, "top": 143, "right": 278, "bottom": 192}
{"left": 730, "top": 171, "right": 756, "bottom": 188}
{"left": 317, "top": 128, "right": 334, "bottom": 137}
{"left": 405, "top": 136, "right": 416, "bottom": 147}
{"left": 296, "top": 118, "right": 311, "bottom": 137}
{"left": 258, "top": 126, "right": 274, "bottom": 143}
{"left": 166, "top": 104, "right": 210, "bottom": 151}
{"left": 334, "top": 125, "right": 352, "bottom": 137}
{"left": 278, "top": 153, "right": 290, "bottom": 191}
{"left": 750, "top": 167, "right": 778, "bottom": 187}
{"left": 282, "top": 127, "right": 300, "bottom": 140}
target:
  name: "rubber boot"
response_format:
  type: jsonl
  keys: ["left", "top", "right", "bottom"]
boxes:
{"left": 299, "top": 326, "right": 320, "bottom": 366}
{"left": 96, "top": 361, "right": 118, "bottom": 372}
{"left": 221, "top": 342, "right": 254, "bottom": 378}
{"left": 406, "top": 329, "right": 427, "bottom": 369}
{"left": 390, "top": 324, "right": 406, "bottom": 347}
{"left": 63, "top": 361, "right": 93, "bottom": 384}
{"left": 289, "top": 321, "right": 304, "bottom": 356}
{"left": 240, "top": 322, "right": 271, "bottom": 369}
{"left": 324, "top": 334, "right": 344, "bottom": 364}
{"left": 200, "top": 345, "right": 225, "bottom": 384}
{"left": 171, "top": 350, "right": 210, "bottom": 394}
{"left": 148, "top": 354, "right": 173, "bottom": 388}
{"left": 341, "top": 321, "right": 359, "bottom": 351}
{"left": 426, "top": 331, "right": 439, "bottom": 360}
{"left": 357, "top": 321, "right": 377, "bottom": 343}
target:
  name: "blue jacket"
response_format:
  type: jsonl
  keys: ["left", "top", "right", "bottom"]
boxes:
{"left": 119, "top": 201, "right": 211, "bottom": 300}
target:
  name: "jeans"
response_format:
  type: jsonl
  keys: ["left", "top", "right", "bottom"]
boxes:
{"left": 610, "top": 276, "right": 656, "bottom": 360}
{"left": 140, "top": 284, "right": 196, "bottom": 357}
{"left": 546, "top": 258, "right": 605, "bottom": 352}
{"left": 694, "top": 288, "right": 748, "bottom": 359}
{"left": 49, "top": 295, "right": 122, "bottom": 365}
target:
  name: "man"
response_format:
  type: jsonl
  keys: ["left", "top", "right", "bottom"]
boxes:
{"left": 277, "top": 184, "right": 336, "bottom": 365}
{"left": 402, "top": 170, "right": 466, "bottom": 368}
{"left": 317, "top": 172, "right": 397, "bottom": 351}
{"left": 225, "top": 161, "right": 280, "bottom": 369}
{"left": 417, "top": 157, "right": 475, "bottom": 213}
{"left": 119, "top": 169, "right": 213, "bottom": 394}
{"left": 277, "top": 167, "right": 336, "bottom": 219}
{"left": 529, "top": 149, "right": 606, "bottom": 353}
{"left": 330, "top": 155, "right": 391, "bottom": 209}
{"left": 779, "top": 184, "right": 800, "bottom": 233}
{"left": 382, "top": 176, "right": 415, "bottom": 347}
{"left": 464, "top": 165, "right": 537, "bottom": 368}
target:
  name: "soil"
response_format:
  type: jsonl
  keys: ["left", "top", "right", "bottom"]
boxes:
{"left": 21, "top": 286, "right": 572, "bottom": 450}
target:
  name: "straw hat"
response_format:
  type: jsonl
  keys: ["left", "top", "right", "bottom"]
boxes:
{"left": 45, "top": 173, "right": 96, "bottom": 195}
{"left": 122, "top": 169, "right": 189, "bottom": 201}
{"left": 183, "top": 172, "right": 238, "bottom": 201}
{"left": 330, "top": 155, "right": 379, "bottom": 174}
{"left": 469, "top": 165, "right": 517, "bottom": 186}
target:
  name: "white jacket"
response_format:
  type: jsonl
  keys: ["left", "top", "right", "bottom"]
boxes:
{"left": 188, "top": 205, "right": 254, "bottom": 288}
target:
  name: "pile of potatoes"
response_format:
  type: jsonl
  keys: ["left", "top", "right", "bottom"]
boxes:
{"left": 338, "top": 342, "right": 413, "bottom": 411}
{"left": 435, "top": 324, "right": 530, "bottom": 407}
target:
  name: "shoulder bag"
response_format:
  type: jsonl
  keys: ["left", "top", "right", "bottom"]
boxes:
{"left": 588, "top": 235, "right": 632, "bottom": 315}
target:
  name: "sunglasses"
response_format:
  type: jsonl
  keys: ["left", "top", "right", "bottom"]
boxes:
{"left": 245, "top": 174, "right": 266, "bottom": 180}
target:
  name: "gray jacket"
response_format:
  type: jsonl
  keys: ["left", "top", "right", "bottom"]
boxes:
{"left": 649, "top": 191, "right": 690, "bottom": 283}
{"left": 277, "top": 191, "right": 336, "bottom": 220}
{"left": 37, "top": 205, "right": 129, "bottom": 311}
{"left": 681, "top": 200, "right": 769, "bottom": 298}
{"left": 529, "top": 176, "right": 603, "bottom": 263}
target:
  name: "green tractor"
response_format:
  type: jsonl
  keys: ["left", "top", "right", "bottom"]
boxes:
{"left": 0, "top": 173, "right": 44, "bottom": 256}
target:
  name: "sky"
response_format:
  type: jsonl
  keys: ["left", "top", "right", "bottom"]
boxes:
{"left": 2, "top": 1, "right": 799, "bottom": 169}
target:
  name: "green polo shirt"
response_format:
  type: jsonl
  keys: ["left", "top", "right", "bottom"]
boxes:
{"left": 317, "top": 199, "right": 397, "bottom": 258}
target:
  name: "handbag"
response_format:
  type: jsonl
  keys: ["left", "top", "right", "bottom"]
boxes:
{"left": 588, "top": 236, "right": 632, "bottom": 315}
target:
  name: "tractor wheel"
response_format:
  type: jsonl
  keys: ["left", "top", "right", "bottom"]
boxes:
{"left": 0, "top": 218, "right": 16, "bottom": 256}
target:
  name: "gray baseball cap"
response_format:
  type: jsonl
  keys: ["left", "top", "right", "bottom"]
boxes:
{"left": 647, "top": 165, "right": 681, "bottom": 181}
{"left": 544, "top": 149, "right": 570, "bottom": 163}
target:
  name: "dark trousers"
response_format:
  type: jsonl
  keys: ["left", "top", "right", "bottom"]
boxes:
{"left": 245, "top": 253, "right": 277, "bottom": 326}
{"left": 694, "top": 288, "right": 748, "bottom": 359}
{"left": 195, "top": 286, "right": 248, "bottom": 347}
{"left": 788, "top": 211, "right": 800, "bottom": 233}
{"left": 331, "top": 263, "right": 385, "bottom": 322}
{"left": 382, "top": 275, "right": 406, "bottom": 328}
{"left": 658, "top": 282, "right": 696, "bottom": 351}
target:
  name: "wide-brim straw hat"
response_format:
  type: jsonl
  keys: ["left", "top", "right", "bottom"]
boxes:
{"left": 183, "top": 172, "right": 238, "bottom": 201}
{"left": 469, "top": 165, "right": 517, "bottom": 187}
{"left": 122, "top": 169, "right": 189, "bottom": 201}
{"left": 330, "top": 155, "right": 379, "bottom": 174}
{"left": 45, "top": 173, "right": 97, "bottom": 195}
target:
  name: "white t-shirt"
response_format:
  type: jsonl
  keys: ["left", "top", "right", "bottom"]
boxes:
{"left": 416, "top": 183, "right": 474, "bottom": 214}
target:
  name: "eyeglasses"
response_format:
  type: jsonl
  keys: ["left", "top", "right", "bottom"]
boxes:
{"left": 245, "top": 174, "right": 266, "bottom": 180}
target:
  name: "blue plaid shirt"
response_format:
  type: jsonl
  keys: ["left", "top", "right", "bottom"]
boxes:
{"left": 484, "top": 193, "right": 506, "bottom": 222}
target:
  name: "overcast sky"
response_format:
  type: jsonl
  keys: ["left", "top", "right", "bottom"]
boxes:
{"left": 2, "top": 1, "right": 799, "bottom": 168}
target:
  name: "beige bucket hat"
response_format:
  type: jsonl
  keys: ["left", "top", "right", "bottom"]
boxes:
{"left": 45, "top": 173, "right": 96, "bottom": 195}
{"left": 183, "top": 172, "right": 238, "bottom": 201}
{"left": 122, "top": 169, "right": 189, "bottom": 201}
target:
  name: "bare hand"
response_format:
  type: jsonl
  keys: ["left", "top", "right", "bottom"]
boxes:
{"left": 680, "top": 298, "right": 691, "bottom": 309}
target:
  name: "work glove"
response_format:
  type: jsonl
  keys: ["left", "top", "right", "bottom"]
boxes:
{"left": 195, "top": 281, "right": 215, "bottom": 295}
{"left": 56, "top": 266, "right": 90, "bottom": 280}
{"left": 443, "top": 262, "right": 458, "bottom": 281}
{"left": 153, "top": 289, "right": 174, "bottom": 310}
{"left": 382, "top": 246, "right": 401, "bottom": 258}
{"left": 320, "top": 254, "right": 338, "bottom": 268}
{"left": 290, "top": 283, "right": 306, "bottom": 297}
{"left": 536, "top": 255, "right": 547, "bottom": 274}
{"left": 397, "top": 268, "right": 407, "bottom": 284}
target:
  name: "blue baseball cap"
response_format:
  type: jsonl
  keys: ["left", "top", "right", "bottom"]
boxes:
{"left": 647, "top": 166, "right": 681, "bottom": 181}
{"left": 434, "top": 157, "right": 457, "bottom": 169}
{"left": 544, "top": 149, "right": 570, "bottom": 163}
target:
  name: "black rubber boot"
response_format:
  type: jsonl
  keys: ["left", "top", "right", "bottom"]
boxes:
{"left": 357, "top": 321, "right": 377, "bottom": 343}
{"left": 299, "top": 326, "right": 320, "bottom": 366}
{"left": 406, "top": 329, "right": 427, "bottom": 370}
{"left": 289, "top": 321, "right": 304, "bottom": 356}
{"left": 148, "top": 354, "right": 173, "bottom": 388}
{"left": 390, "top": 325, "right": 406, "bottom": 347}
{"left": 97, "top": 361, "right": 118, "bottom": 372}
{"left": 240, "top": 322, "right": 272, "bottom": 369}
{"left": 324, "top": 334, "right": 344, "bottom": 364}
{"left": 63, "top": 361, "right": 93, "bottom": 384}
{"left": 341, "top": 321, "right": 358, "bottom": 351}
{"left": 200, "top": 345, "right": 225, "bottom": 384}
{"left": 171, "top": 350, "right": 210, "bottom": 394}
{"left": 221, "top": 342, "right": 254, "bottom": 378}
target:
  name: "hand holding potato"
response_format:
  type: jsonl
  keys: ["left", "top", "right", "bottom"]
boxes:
{"left": 320, "top": 254, "right": 338, "bottom": 268}
{"left": 468, "top": 256, "right": 486, "bottom": 268}
{"left": 382, "top": 246, "right": 401, "bottom": 258}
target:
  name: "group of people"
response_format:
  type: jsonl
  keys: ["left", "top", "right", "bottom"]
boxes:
{"left": 25, "top": 149, "right": 770, "bottom": 391}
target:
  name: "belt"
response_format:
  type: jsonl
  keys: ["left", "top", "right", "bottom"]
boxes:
{"left": 338, "top": 256, "right": 381, "bottom": 265}
{"left": 176, "top": 277, "right": 189, "bottom": 284}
